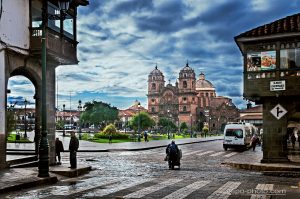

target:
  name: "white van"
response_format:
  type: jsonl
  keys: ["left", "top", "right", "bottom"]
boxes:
{"left": 223, "top": 122, "right": 257, "bottom": 150}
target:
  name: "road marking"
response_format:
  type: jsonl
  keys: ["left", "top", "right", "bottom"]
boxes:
{"left": 210, "top": 151, "right": 225, "bottom": 157}
{"left": 196, "top": 151, "right": 214, "bottom": 156}
{"left": 250, "top": 184, "right": 274, "bottom": 199}
{"left": 207, "top": 181, "right": 241, "bottom": 199}
{"left": 162, "top": 180, "right": 210, "bottom": 199}
{"left": 123, "top": 178, "right": 182, "bottom": 198}
{"left": 184, "top": 149, "right": 204, "bottom": 156}
{"left": 83, "top": 178, "right": 152, "bottom": 197}
{"left": 224, "top": 152, "right": 238, "bottom": 157}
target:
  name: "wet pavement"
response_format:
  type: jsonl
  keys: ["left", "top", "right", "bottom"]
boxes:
{"left": 2, "top": 140, "right": 300, "bottom": 198}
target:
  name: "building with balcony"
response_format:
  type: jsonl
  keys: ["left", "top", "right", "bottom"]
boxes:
{"left": 0, "top": 0, "right": 88, "bottom": 169}
{"left": 235, "top": 13, "right": 300, "bottom": 163}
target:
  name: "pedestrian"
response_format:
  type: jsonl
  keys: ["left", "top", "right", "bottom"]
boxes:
{"left": 291, "top": 133, "right": 296, "bottom": 149}
{"left": 144, "top": 131, "right": 148, "bottom": 142}
{"left": 55, "top": 137, "right": 64, "bottom": 165}
{"left": 69, "top": 132, "right": 79, "bottom": 169}
{"left": 166, "top": 140, "right": 179, "bottom": 169}
{"left": 251, "top": 134, "right": 259, "bottom": 151}
{"left": 108, "top": 134, "right": 112, "bottom": 144}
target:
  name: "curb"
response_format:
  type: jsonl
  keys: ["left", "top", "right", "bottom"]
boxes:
{"left": 222, "top": 162, "right": 300, "bottom": 172}
{"left": 7, "top": 138, "right": 223, "bottom": 153}
{"left": 0, "top": 176, "right": 58, "bottom": 194}
{"left": 50, "top": 166, "right": 92, "bottom": 177}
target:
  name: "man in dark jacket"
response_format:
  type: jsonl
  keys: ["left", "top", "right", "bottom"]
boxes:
{"left": 166, "top": 140, "right": 179, "bottom": 169}
{"left": 69, "top": 132, "right": 79, "bottom": 168}
{"left": 55, "top": 137, "right": 64, "bottom": 165}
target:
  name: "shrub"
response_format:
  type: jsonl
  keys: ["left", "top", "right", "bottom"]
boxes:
{"left": 94, "top": 132, "right": 129, "bottom": 139}
{"left": 102, "top": 124, "right": 117, "bottom": 135}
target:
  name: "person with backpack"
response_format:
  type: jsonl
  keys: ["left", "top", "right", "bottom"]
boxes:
{"left": 251, "top": 134, "right": 259, "bottom": 151}
{"left": 166, "top": 140, "right": 179, "bottom": 169}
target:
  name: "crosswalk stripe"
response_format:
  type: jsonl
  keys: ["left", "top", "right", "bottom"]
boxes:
{"left": 210, "top": 151, "right": 225, "bottom": 157}
{"left": 207, "top": 181, "right": 241, "bottom": 199}
{"left": 162, "top": 180, "right": 210, "bottom": 199}
{"left": 196, "top": 151, "right": 214, "bottom": 156}
{"left": 123, "top": 178, "right": 182, "bottom": 198}
{"left": 250, "top": 184, "right": 274, "bottom": 199}
{"left": 184, "top": 150, "right": 204, "bottom": 156}
{"left": 49, "top": 177, "right": 120, "bottom": 196}
{"left": 224, "top": 152, "right": 238, "bottom": 157}
{"left": 82, "top": 178, "right": 152, "bottom": 197}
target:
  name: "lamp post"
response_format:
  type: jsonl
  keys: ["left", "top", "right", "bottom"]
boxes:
{"left": 137, "top": 102, "right": 141, "bottom": 136}
{"left": 38, "top": 0, "right": 70, "bottom": 177}
{"left": 190, "top": 113, "right": 193, "bottom": 138}
{"left": 167, "top": 109, "right": 170, "bottom": 139}
{"left": 77, "top": 100, "right": 82, "bottom": 140}
{"left": 24, "top": 99, "right": 28, "bottom": 139}
{"left": 62, "top": 104, "right": 66, "bottom": 136}
{"left": 124, "top": 113, "right": 127, "bottom": 134}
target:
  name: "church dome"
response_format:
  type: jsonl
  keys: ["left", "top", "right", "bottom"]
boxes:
{"left": 149, "top": 66, "right": 163, "bottom": 76}
{"left": 179, "top": 62, "right": 195, "bottom": 78}
{"left": 196, "top": 72, "right": 215, "bottom": 90}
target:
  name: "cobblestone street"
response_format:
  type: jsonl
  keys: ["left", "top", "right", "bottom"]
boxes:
{"left": 2, "top": 140, "right": 300, "bottom": 198}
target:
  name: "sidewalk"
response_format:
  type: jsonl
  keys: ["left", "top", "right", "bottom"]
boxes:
{"left": 222, "top": 145, "right": 300, "bottom": 177}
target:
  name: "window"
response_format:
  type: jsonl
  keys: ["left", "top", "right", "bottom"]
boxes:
{"left": 183, "top": 97, "right": 187, "bottom": 101}
{"left": 183, "top": 81, "right": 187, "bottom": 88}
{"left": 247, "top": 51, "right": 276, "bottom": 71}
{"left": 151, "top": 98, "right": 155, "bottom": 103}
{"left": 152, "top": 83, "right": 156, "bottom": 90}
{"left": 151, "top": 107, "right": 155, "bottom": 112}
{"left": 225, "top": 129, "right": 243, "bottom": 138}
{"left": 183, "top": 106, "right": 187, "bottom": 112}
{"left": 280, "top": 49, "right": 300, "bottom": 69}
{"left": 63, "top": 13, "right": 74, "bottom": 39}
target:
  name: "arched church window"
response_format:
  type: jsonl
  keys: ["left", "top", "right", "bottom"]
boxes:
{"left": 151, "top": 98, "right": 155, "bottom": 103}
{"left": 151, "top": 107, "right": 155, "bottom": 112}
{"left": 152, "top": 83, "right": 156, "bottom": 90}
{"left": 183, "top": 81, "right": 187, "bottom": 88}
{"left": 183, "top": 106, "right": 187, "bottom": 112}
{"left": 183, "top": 97, "right": 187, "bottom": 101}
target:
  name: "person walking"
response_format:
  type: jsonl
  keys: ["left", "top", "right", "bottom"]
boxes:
{"left": 55, "top": 137, "right": 64, "bottom": 165}
{"left": 291, "top": 133, "right": 296, "bottom": 149}
{"left": 251, "top": 134, "right": 259, "bottom": 151}
{"left": 144, "top": 131, "right": 148, "bottom": 142}
{"left": 69, "top": 132, "right": 79, "bottom": 169}
{"left": 108, "top": 134, "right": 112, "bottom": 144}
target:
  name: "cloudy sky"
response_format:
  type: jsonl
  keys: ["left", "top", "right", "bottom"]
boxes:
{"left": 8, "top": 0, "right": 300, "bottom": 110}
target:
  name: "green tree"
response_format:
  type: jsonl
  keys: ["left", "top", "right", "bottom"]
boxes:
{"left": 158, "top": 117, "right": 177, "bottom": 132}
{"left": 56, "top": 120, "right": 65, "bottom": 130}
{"left": 179, "top": 122, "right": 188, "bottom": 133}
{"left": 102, "top": 123, "right": 117, "bottom": 135}
{"left": 80, "top": 100, "right": 119, "bottom": 129}
{"left": 129, "top": 111, "right": 155, "bottom": 132}
{"left": 6, "top": 110, "right": 16, "bottom": 133}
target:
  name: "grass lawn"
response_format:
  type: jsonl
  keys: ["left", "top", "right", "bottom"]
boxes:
{"left": 7, "top": 134, "right": 33, "bottom": 143}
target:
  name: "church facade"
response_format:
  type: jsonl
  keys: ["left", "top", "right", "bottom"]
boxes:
{"left": 147, "top": 63, "right": 239, "bottom": 133}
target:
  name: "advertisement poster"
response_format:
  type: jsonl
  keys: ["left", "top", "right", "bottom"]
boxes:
{"left": 247, "top": 51, "right": 276, "bottom": 71}
{"left": 261, "top": 51, "right": 276, "bottom": 70}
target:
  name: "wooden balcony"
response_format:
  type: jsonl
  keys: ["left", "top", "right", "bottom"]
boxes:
{"left": 30, "top": 27, "right": 78, "bottom": 65}
{"left": 244, "top": 69, "right": 300, "bottom": 102}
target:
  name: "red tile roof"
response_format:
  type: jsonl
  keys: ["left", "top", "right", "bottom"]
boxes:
{"left": 235, "top": 13, "right": 300, "bottom": 39}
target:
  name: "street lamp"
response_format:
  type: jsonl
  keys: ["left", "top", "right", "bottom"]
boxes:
{"left": 24, "top": 99, "right": 28, "bottom": 139}
{"left": 77, "top": 100, "right": 82, "bottom": 140}
{"left": 63, "top": 104, "right": 66, "bottom": 137}
{"left": 167, "top": 109, "right": 170, "bottom": 139}
{"left": 124, "top": 113, "right": 127, "bottom": 134}
{"left": 190, "top": 113, "right": 193, "bottom": 138}
{"left": 38, "top": 0, "right": 70, "bottom": 177}
{"left": 137, "top": 102, "right": 141, "bottom": 136}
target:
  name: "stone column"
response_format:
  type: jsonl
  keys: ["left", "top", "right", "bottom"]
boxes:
{"left": 261, "top": 97, "right": 289, "bottom": 163}
{"left": 47, "top": 66, "right": 56, "bottom": 165}
{"left": 0, "top": 51, "right": 7, "bottom": 168}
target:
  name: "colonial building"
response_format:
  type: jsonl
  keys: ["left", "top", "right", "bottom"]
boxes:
{"left": 147, "top": 63, "right": 239, "bottom": 132}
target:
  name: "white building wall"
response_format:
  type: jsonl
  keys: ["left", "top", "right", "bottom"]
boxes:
{"left": 0, "top": 51, "right": 4, "bottom": 135}
{"left": 0, "top": 0, "right": 30, "bottom": 53}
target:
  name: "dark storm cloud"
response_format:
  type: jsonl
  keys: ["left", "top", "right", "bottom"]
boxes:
{"left": 113, "top": 0, "right": 154, "bottom": 15}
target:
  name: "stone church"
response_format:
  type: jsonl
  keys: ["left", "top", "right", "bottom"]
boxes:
{"left": 147, "top": 63, "right": 239, "bottom": 132}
